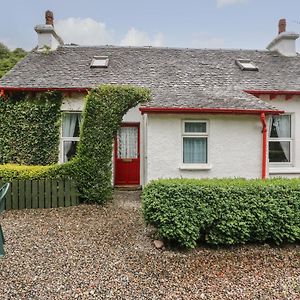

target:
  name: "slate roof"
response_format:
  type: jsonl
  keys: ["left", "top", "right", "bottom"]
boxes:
{"left": 1, "top": 45, "right": 300, "bottom": 111}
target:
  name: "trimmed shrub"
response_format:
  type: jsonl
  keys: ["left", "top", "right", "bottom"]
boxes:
{"left": 0, "top": 163, "right": 72, "bottom": 180}
{"left": 72, "top": 85, "right": 150, "bottom": 203}
{"left": 0, "top": 91, "right": 62, "bottom": 165}
{"left": 142, "top": 178, "right": 300, "bottom": 248}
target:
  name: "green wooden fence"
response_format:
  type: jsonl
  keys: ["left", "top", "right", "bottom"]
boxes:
{"left": 0, "top": 180, "right": 79, "bottom": 210}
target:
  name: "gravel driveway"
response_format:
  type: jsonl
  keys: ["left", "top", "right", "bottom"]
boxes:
{"left": 0, "top": 191, "right": 299, "bottom": 300}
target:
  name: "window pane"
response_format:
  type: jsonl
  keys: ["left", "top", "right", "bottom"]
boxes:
{"left": 185, "top": 122, "right": 206, "bottom": 133}
{"left": 269, "top": 115, "right": 291, "bottom": 138}
{"left": 63, "top": 141, "right": 79, "bottom": 162}
{"left": 183, "top": 137, "right": 207, "bottom": 163}
{"left": 117, "top": 127, "right": 138, "bottom": 159}
{"left": 62, "top": 113, "right": 82, "bottom": 137}
{"left": 269, "top": 141, "right": 290, "bottom": 163}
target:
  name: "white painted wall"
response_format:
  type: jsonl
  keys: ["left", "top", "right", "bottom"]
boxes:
{"left": 145, "top": 114, "right": 262, "bottom": 182}
{"left": 260, "top": 95, "right": 300, "bottom": 177}
{"left": 61, "top": 94, "right": 85, "bottom": 111}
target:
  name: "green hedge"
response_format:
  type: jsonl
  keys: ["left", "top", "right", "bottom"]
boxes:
{"left": 73, "top": 85, "right": 150, "bottom": 203}
{"left": 0, "top": 91, "right": 62, "bottom": 165}
{"left": 0, "top": 163, "right": 73, "bottom": 180}
{"left": 142, "top": 178, "right": 300, "bottom": 248}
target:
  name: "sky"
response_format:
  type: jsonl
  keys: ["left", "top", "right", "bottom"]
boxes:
{"left": 1, "top": 0, "right": 300, "bottom": 51}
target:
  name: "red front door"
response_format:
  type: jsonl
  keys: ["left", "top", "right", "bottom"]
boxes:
{"left": 114, "top": 124, "right": 140, "bottom": 185}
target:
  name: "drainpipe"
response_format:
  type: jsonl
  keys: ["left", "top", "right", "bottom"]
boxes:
{"left": 260, "top": 113, "right": 267, "bottom": 179}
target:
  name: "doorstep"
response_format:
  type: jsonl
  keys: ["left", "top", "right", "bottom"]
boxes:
{"left": 114, "top": 185, "right": 142, "bottom": 191}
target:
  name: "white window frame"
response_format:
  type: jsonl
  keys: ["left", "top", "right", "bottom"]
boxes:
{"left": 181, "top": 120, "right": 210, "bottom": 170}
{"left": 90, "top": 56, "right": 109, "bottom": 68}
{"left": 268, "top": 113, "right": 294, "bottom": 167}
{"left": 60, "top": 111, "right": 82, "bottom": 163}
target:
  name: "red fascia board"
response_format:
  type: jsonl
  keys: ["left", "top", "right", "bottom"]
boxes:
{"left": 245, "top": 90, "right": 300, "bottom": 96}
{"left": 139, "top": 107, "right": 283, "bottom": 115}
{"left": 0, "top": 87, "right": 90, "bottom": 93}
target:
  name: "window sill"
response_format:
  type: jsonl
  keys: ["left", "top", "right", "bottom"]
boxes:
{"left": 269, "top": 167, "right": 300, "bottom": 175}
{"left": 179, "top": 164, "right": 212, "bottom": 171}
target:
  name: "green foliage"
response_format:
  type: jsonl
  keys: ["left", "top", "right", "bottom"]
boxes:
{"left": 0, "top": 42, "right": 27, "bottom": 77}
{"left": 73, "top": 85, "right": 150, "bottom": 204}
{"left": 142, "top": 178, "right": 300, "bottom": 248}
{"left": 0, "top": 91, "right": 62, "bottom": 165}
{"left": 0, "top": 163, "right": 72, "bottom": 180}
{"left": 0, "top": 85, "right": 150, "bottom": 203}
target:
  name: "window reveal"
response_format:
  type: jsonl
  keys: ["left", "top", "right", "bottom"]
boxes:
{"left": 268, "top": 115, "right": 292, "bottom": 163}
{"left": 61, "top": 112, "right": 82, "bottom": 163}
{"left": 182, "top": 121, "right": 208, "bottom": 164}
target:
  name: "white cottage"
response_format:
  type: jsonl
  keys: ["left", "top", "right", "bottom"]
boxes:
{"left": 1, "top": 12, "right": 300, "bottom": 186}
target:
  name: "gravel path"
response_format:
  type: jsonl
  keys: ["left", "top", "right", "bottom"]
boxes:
{"left": 0, "top": 191, "right": 299, "bottom": 299}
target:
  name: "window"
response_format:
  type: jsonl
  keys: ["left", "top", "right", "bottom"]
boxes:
{"left": 61, "top": 112, "right": 82, "bottom": 163}
{"left": 269, "top": 115, "right": 292, "bottom": 164}
{"left": 90, "top": 56, "right": 109, "bottom": 68}
{"left": 182, "top": 121, "right": 208, "bottom": 164}
{"left": 235, "top": 59, "right": 259, "bottom": 71}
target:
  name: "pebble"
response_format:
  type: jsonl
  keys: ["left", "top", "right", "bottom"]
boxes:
{"left": 0, "top": 191, "right": 299, "bottom": 299}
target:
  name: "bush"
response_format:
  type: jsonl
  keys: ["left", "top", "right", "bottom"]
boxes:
{"left": 0, "top": 163, "right": 73, "bottom": 180}
{"left": 73, "top": 85, "right": 150, "bottom": 204}
{"left": 142, "top": 178, "right": 300, "bottom": 248}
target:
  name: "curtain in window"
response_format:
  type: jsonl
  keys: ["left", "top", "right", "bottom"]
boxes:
{"left": 269, "top": 115, "right": 290, "bottom": 161}
{"left": 62, "top": 114, "right": 81, "bottom": 137}
{"left": 117, "top": 127, "right": 138, "bottom": 159}
{"left": 183, "top": 137, "right": 207, "bottom": 163}
{"left": 62, "top": 113, "right": 82, "bottom": 162}
{"left": 63, "top": 141, "right": 78, "bottom": 163}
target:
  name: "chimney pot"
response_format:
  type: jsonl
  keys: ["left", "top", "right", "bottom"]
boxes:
{"left": 278, "top": 18, "right": 286, "bottom": 35}
{"left": 45, "top": 10, "right": 54, "bottom": 26}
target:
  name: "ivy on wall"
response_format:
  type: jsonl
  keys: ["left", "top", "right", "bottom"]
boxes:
{"left": 0, "top": 91, "right": 62, "bottom": 165}
{"left": 0, "top": 85, "right": 150, "bottom": 204}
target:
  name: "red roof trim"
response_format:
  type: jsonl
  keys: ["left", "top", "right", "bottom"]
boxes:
{"left": 245, "top": 90, "right": 300, "bottom": 96}
{"left": 0, "top": 87, "right": 90, "bottom": 93}
{"left": 139, "top": 107, "right": 283, "bottom": 115}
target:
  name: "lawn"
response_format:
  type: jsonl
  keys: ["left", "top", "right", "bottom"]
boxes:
{"left": 0, "top": 191, "right": 299, "bottom": 299}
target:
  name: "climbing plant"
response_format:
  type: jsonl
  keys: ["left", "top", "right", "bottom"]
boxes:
{"left": 0, "top": 85, "right": 150, "bottom": 204}
{"left": 0, "top": 91, "right": 62, "bottom": 165}
{"left": 72, "top": 85, "right": 150, "bottom": 203}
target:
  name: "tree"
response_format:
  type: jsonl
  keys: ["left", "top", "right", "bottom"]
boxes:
{"left": 0, "top": 42, "right": 27, "bottom": 78}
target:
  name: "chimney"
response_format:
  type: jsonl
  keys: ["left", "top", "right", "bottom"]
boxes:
{"left": 267, "top": 19, "right": 299, "bottom": 57}
{"left": 34, "top": 10, "right": 64, "bottom": 51}
{"left": 45, "top": 10, "right": 54, "bottom": 26}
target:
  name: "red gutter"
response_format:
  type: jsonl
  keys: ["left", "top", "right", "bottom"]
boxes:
{"left": 140, "top": 107, "right": 283, "bottom": 115}
{"left": 245, "top": 90, "right": 300, "bottom": 97}
{"left": 260, "top": 113, "right": 267, "bottom": 179}
{"left": 0, "top": 87, "right": 90, "bottom": 93}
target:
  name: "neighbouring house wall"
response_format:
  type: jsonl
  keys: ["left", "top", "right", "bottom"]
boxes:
{"left": 260, "top": 95, "right": 300, "bottom": 178}
{"left": 145, "top": 114, "right": 262, "bottom": 182}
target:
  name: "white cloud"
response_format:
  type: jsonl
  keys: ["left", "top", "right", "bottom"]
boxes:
{"left": 120, "top": 27, "right": 164, "bottom": 47}
{"left": 55, "top": 17, "right": 114, "bottom": 45}
{"left": 190, "top": 33, "right": 225, "bottom": 48}
{"left": 216, "top": 0, "right": 247, "bottom": 8}
{"left": 55, "top": 18, "right": 164, "bottom": 47}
